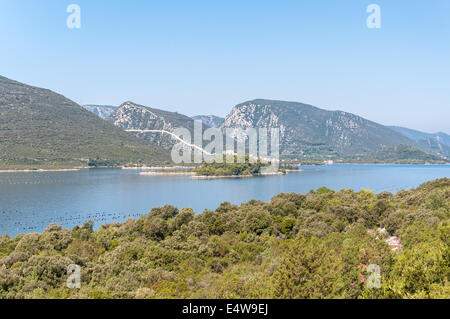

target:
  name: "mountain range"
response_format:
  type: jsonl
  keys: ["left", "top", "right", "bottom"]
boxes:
{"left": 104, "top": 98, "right": 448, "bottom": 163}
{"left": 1, "top": 75, "right": 448, "bottom": 168}
{"left": 220, "top": 99, "right": 416, "bottom": 159}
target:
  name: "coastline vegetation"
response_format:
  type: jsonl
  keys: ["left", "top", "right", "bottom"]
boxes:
{"left": 298, "top": 160, "right": 325, "bottom": 166}
{"left": 192, "top": 156, "right": 269, "bottom": 177}
{"left": 0, "top": 178, "right": 448, "bottom": 299}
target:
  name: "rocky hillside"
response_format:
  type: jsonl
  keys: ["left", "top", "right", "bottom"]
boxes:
{"left": 192, "top": 115, "right": 224, "bottom": 128}
{"left": 0, "top": 76, "right": 171, "bottom": 169}
{"left": 221, "top": 99, "right": 418, "bottom": 159}
{"left": 107, "top": 101, "right": 207, "bottom": 149}
{"left": 82, "top": 105, "right": 117, "bottom": 119}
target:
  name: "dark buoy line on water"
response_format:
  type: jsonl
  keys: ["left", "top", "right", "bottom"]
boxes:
{"left": 0, "top": 210, "right": 146, "bottom": 235}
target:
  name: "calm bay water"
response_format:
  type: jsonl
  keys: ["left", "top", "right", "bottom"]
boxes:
{"left": 0, "top": 165, "right": 448, "bottom": 236}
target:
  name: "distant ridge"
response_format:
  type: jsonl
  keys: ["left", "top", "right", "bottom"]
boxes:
{"left": 83, "top": 104, "right": 117, "bottom": 119}
{"left": 192, "top": 115, "right": 224, "bottom": 128}
{"left": 388, "top": 126, "right": 450, "bottom": 145}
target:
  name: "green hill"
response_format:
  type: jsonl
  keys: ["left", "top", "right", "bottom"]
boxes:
{"left": 193, "top": 156, "right": 269, "bottom": 176}
{"left": 0, "top": 76, "right": 171, "bottom": 169}
{"left": 348, "top": 144, "right": 449, "bottom": 164}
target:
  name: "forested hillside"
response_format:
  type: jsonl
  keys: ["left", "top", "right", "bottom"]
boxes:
{"left": 0, "top": 178, "right": 448, "bottom": 299}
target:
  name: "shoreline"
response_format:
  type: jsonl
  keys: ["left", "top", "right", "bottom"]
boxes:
{"left": 191, "top": 174, "right": 253, "bottom": 179}
{"left": 0, "top": 163, "right": 447, "bottom": 173}
{"left": 297, "top": 163, "right": 450, "bottom": 166}
{"left": 139, "top": 171, "right": 196, "bottom": 176}
{"left": 0, "top": 168, "right": 84, "bottom": 173}
{"left": 140, "top": 172, "right": 286, "bottom": 179}
{"left": 192, "top": 171, "right": 287, "bottom": 179}
{"left": 122, "top": 166, "right": 195, "bottom": 170}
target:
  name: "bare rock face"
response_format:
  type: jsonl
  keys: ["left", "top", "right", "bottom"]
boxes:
{"left": 386, "top": 236, "right": 402, "bottom": 251}
{"left": 221, "top": 99, "right": 414, "bottom": 158}
{"left": 368, "top": 228, "right": 402, "bottom": 251}
{"left": 109, "top": 101, "right": 175, "bottom": 132}
{"left": 107, "top": 101, "right": 205, "bottom": 149}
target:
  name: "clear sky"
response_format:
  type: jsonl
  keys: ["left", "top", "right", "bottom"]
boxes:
{"left": 0, "top": 0, "right": 449, "bottom": 133}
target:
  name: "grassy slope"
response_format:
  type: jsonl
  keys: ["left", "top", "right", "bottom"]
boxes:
{"left": 0, "top": 76, "right": 171, "bottom": 169}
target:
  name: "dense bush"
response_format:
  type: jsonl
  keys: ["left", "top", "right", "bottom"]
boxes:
{"left": 0, "top": 178, "right": 448, "bottom": 299}
{"left": 193, "top": 155, "right": 268, "bottom": 176}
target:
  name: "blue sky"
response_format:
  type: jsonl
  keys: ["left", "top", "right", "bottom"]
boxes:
{"left": 0, "top": 0, "right": 449, "bottom": 133}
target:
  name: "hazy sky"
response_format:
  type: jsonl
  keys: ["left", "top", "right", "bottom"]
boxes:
{"left": 1, "top": 0, "right": 449, "bottom": 133}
